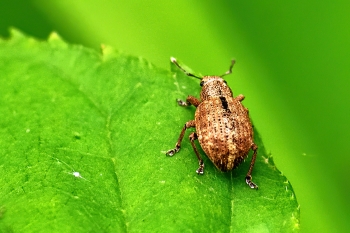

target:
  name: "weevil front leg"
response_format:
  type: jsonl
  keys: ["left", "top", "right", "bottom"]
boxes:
{"left": 245, "top": 143, "right": 258, "bottom": 189}
{"left": 176, "top": 95, "right": 200, "bottom": 107}
{"left": 166, "top": 120, "right": 196, "bottom": 156}
{"left": 235, "top": 94, "right": 245, "bottom": 102}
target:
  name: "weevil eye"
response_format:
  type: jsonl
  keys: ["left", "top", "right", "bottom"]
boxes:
{"left": 200, "top": 81, "right": 204, "bottom": 86}
{"left": 223, "top": 80, "right": 227, "bottom": 84}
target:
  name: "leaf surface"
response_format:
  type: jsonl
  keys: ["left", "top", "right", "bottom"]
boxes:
{"left": 0, "top": 30, "right": 299, "bottom": 232}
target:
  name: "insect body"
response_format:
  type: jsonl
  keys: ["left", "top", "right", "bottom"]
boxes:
{"left": 166, "top": 57, "right": 258, "bottom": 189}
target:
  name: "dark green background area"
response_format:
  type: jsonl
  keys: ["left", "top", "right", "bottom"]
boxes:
{"left": 0, "top": 1, "right": 349, "bottom": 232}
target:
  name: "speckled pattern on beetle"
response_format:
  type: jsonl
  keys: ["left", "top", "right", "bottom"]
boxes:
{"left": 166, "top": 57, "right": 258, "bottom": 189}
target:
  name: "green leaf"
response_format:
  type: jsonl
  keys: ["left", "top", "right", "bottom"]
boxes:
{"left": 0, "top": 29, "right": 299, "bottom": 232}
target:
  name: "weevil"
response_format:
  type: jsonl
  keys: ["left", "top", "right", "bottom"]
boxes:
{"left": 166, "top": 57, "right": 258, "bottom": 189}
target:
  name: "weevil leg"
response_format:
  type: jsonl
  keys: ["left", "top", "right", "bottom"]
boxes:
{"left": 176, "top": 95, "right": 200, "bottom": 107}
{"left": 176, "top": 99, "right": 190, "bottom": 106}
{"left": 189, "top": 132, "right": 204, "bottom": 175}
{"left": 186, "top": 96, "right": 200, "bottom": 107}
{"left": 166, "top": 120, "right": 196, "bottom": 156}
{"left": 236, "top": 94, "right": 245, "bottom": 102}
{"left": 245, "top": 143, "right": 258, "bottom": 189}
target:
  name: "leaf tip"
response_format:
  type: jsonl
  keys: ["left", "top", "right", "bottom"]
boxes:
{"left": 100, "top": 44, "right": 120, "bottom": 61}
{"left": 47, "top": 32, "right": 68, "bottom": 48}
{"left": 8, "top": 27, "right": 26, "bottom": 39}
{"left": 291, "top": 211, "right": 301, "bottom": 230}
{"left": 48, "top": 31, "right": 62, "bottom": 41}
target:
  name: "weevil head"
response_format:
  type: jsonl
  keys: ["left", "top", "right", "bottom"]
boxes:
{"left": 170, "top": 57, "right": 235, "bottom": 100}
{"left": 199, "top": 76, "right": 233, "bottom": 100}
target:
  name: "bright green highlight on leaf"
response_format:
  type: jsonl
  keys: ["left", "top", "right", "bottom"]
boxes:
{"left": 0, "top": 30, "right": 299, "bottom": 232}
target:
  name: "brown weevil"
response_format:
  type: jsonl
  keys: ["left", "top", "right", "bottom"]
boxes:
{"left": 166, "top": 57, "right": 258, "bottom": 189}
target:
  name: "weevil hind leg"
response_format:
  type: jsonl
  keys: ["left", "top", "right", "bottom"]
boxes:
{"left": 166, "top": 120, "right": 196, "bottom": 156}
{"left": 189, "top": 132, "right": 204, "bottom": 175}
{"left": 245, "top": 143, "right": 258, "bottom": 189}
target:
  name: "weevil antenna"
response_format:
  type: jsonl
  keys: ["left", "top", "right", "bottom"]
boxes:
{"left": 171, "top": 57, "right": 202, "bottom": 80}
{"left": 220, "top": 59, "right": 235, "bottom": 77}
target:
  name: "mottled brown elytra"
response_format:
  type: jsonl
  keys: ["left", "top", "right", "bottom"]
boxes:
{"left": 166, "top": 57, "right": 258, "bottom": 189}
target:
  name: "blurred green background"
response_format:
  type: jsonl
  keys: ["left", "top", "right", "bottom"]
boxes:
{"left": 0, "top": 0, "right": 349, "bottom": 232}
